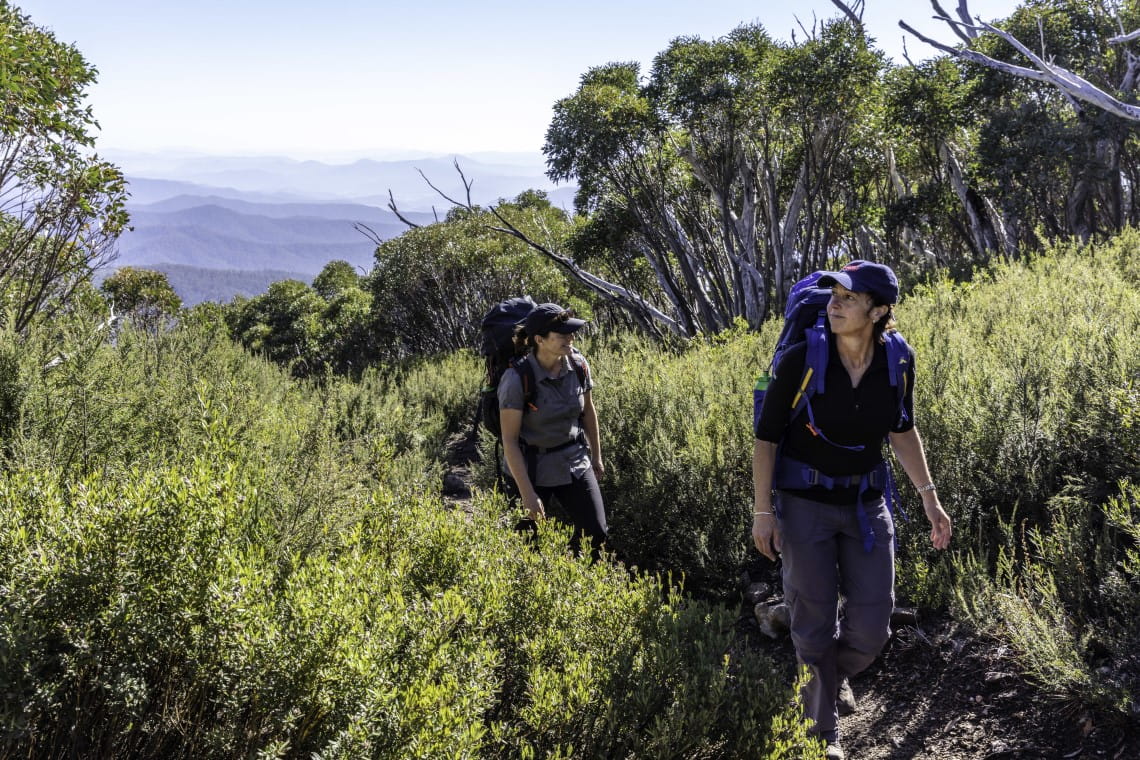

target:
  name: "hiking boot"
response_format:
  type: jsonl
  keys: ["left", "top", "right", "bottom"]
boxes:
{"left": 825, "top": 742, "right": 845, "bottom": 760}
{"left": 837, "top": 678, "right": 857, "bottom": 716}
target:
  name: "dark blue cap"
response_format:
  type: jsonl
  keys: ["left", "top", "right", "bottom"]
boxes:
{"left": 817, "top": 260, "right": 899, "bottom": 304}
{"left": 524, "top": 303, "right": 586, "bottom": 335}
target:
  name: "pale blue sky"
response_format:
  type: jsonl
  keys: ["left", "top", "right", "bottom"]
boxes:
{"left": 18, "top": 0, "right": 1022, "bottom": 158}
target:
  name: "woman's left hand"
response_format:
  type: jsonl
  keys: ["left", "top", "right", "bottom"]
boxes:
{"left": 924, "top": 498, "right": 952, "bottom": 550}
{"left": 591, "top": 456, "right": 606, "bottom": 479}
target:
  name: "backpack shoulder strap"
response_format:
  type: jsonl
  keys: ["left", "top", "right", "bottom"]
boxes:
{"left": 790, "top": 312, "right": 829, "bottom": 418}
{"left": 512, "top": 351, "right": 588, "bottom": 418}
{"left": 569, "top": 349, "right": 589, "bottom": 388}
{"left": 509, "top": 355, "right": 539, "bottom": 413}
{"left": 883, "top": 331, "right": 913, "bottom": 427}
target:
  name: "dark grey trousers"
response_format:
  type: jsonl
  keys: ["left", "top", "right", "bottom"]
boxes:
{"left": 534, "top": 467, "right": 608, "bottom": 559}
{"left": 777, "top": 491, "right": 895, "bottom": 741}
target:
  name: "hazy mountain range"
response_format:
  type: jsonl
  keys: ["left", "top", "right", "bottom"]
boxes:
{"left": 107, "top": 150, "right": 574, "bottom": 305}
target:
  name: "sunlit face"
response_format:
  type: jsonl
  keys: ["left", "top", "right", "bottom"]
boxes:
{"left": 827, "top": 284, "right": 881, "bottom": 336}
{"left": 535, "top": 329, "right": 574, "bottom": 357}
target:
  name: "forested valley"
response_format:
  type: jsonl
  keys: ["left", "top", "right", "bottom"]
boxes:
{"left": 1, "top": 1, "right": 1138, "bottom": 757}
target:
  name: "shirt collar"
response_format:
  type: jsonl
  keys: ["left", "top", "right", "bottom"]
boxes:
{"left": 527, "top": 352, "right": 571, "bottom": 382}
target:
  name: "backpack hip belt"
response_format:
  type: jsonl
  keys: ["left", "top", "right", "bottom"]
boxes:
{"left": 518, "top": 431, "right": 588, "bottom": 490}
{"left": 522, "top": 431, "right": 586, "bottom": 455}
{"left": 775, "top": 456, "right": 885, "bottom": 491}
{"left": 774, "top": 455, "right": 903, "bottom": 553}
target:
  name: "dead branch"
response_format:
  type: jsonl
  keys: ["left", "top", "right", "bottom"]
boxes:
{"left": 386, "top": 189, "right": 421, "bottom": 229}
{"left": 829, "top": 0, "right": 863, "bottom": 26}
{"left": 906, "top": 1, "right": 1140, "bottom": 123}
{"left": 484, "top": 204, "right": 685, "bottom": 335}
{"left": 354, "top": 222, "right": 385, "bottom": 246}
{"left": 413, "top": 159, "right": 475, "bottom": 210}
{"left": 1109, "top": 29, "right": 1140, "bottom": 45}
{"left": 930, "top": 0, "right": 974, "bottom": 44}
{"left": 972, "top": 15, "right": 1140, "bottom": 120}
{"left": 387, "top": 166, "right": 688, "bottom": 336}
{"left": 898, "top": 20, "right": 1052, "bottom": 83}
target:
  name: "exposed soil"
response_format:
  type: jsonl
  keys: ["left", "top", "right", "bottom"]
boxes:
{"left": 441, "top": 427, "right": 479, "bottom": 508}
{"left": 739, "top": 560, "right": 1140, "bottom": 760}
{"left": 442, "top": 434, "right": 1139, "bottom": 759}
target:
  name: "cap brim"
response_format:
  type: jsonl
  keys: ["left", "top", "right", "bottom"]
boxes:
{"left": 816, "top": 272, "right": 853, "bottom": 290}
{"left": 550, "top": 318, "right": 587, "bottom": 333}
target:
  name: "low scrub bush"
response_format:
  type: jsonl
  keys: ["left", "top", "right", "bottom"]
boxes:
{"left": 952, "top": 480, "right": 1140, "bottom": 721}
{"left": 901, "top": 235, "right": 1140, "bottom": 722}
{"left": 0, "top": 309, "right": 818, "bottom": 758}
{"left": 584, "top": 326, "right": 770, "bottom": 599}
{"left": 899, "top": 235, "right": 1140, "bottom": 567}
{"left": 472, "top": 325, "right": 776, "bottom": 600}
{"left": 0, "top": 463, "right": 816, "bottom": 758}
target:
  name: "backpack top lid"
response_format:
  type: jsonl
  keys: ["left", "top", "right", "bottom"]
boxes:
{"left": 479, "top": 296, "right": 536, "bottom": 358}
{"left": 771, "top": 271, "right": 831, "bottom": 369}
{"left": 784, "top": 271, "right": 831, "bottom": 320}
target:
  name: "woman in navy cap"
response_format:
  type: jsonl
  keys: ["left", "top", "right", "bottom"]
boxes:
{"left": 751, "top": 261, "right": 951, "bottom": 760}
{"left": 498, "top": 303, "right": 607, "bottom": 557}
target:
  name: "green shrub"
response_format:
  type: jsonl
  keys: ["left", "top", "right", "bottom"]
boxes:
{"left": 472, "top": 325, "right": 777, "bottom": 601}
{"left": 0, "top": 463, "right": 815, "bottom": 758}
{"left": 951, "top": 480, "right": 1139, "bottom": 720}
{"left": 899, "top": 235, "right": 1140, "bottom": 560}
{"left": 0, "top": 311, "right": 817, "bottom": 758}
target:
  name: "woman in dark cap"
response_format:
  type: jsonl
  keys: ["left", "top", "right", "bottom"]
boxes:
{"left": 498, "top": 302, "right": 607, "bottom": 557}
{"left": 751, "top": 261, "right": 951, "bottom": 760}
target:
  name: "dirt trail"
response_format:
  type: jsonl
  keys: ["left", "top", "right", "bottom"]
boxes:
{"left": 739, "top": 594, "right": 1138, "bottom": 760}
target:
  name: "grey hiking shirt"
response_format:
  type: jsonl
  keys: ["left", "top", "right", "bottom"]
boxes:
{"left": 498, "top": 351, "right": 594, "bottom": 487}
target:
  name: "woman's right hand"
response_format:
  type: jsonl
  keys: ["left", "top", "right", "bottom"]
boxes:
{"left": 522, "top": 491, "right": 546, "bottom": 521}
{"left": 752, "top": 512, "right": 781, "bottom": 561}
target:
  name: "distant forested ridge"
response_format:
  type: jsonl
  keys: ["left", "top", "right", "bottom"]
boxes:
{"left": 109, "top": 153, "right": 573, "bottom": 297}
{"left": 140, "top": 264, "right": 313, "bottom": 306}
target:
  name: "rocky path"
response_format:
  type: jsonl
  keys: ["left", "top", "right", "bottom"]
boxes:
{"left": 741, "top": 570, "right": 1138, "bottom": 759}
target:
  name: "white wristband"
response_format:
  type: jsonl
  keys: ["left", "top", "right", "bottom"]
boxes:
{"left": 916, "top": 483, "right": 937, "bottom": 493}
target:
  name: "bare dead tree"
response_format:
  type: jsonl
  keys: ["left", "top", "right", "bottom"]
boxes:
{"left": 385, "top": 161, "right": 686, "bottom": 337}
{"left": 896, "top": 1, "right": 1140, "bottom": 244}
{"left": 903, "top": 1, "right": 1140, "bottom": 123}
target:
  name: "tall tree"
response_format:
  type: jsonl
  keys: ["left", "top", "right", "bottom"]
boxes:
{"left": 882, "top": 57, "right": 1012, "bottom": 274}
{"left": 227, "top": 280, "right": 325, "bottom": 373}
{"left": 370, "top": 192, "right": 577, "bottom": 361}
{"left": 99, "top": 267, "right": 182, "bottom": 331}
{"left": 0, "top": 3, "right": 128, "bottom": 332}
{"left": 545, "top": 18, "right": 885, "bottom": 333}
{"left": 903, "top": 0, "right": 1140, "bottom": 243}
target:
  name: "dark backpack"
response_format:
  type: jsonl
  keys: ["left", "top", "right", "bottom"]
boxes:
{"left": 479, "top": 297, "right": 536, "bottom": 437}
{"left": 753, "top": 271, "right": 912, "bottom": 549}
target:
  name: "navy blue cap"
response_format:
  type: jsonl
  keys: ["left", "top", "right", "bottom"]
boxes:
{"left": 817, "top": 260, "right": 899, "bottom": 304}
{"left": 524, "top": 303, "right": 586, "bottom": 335}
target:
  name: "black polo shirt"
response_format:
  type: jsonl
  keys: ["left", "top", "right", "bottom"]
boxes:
{"left": 755, "top": 338, "right": 915, "bottom": 504}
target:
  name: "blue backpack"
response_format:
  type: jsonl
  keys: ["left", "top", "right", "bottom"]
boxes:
{"left": 753, "top": 271, "right": 912, "bottom": 550}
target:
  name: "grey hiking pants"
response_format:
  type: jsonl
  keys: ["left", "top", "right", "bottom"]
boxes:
{"left": 777, "top": 491, "right": 895, "bottom": 741}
